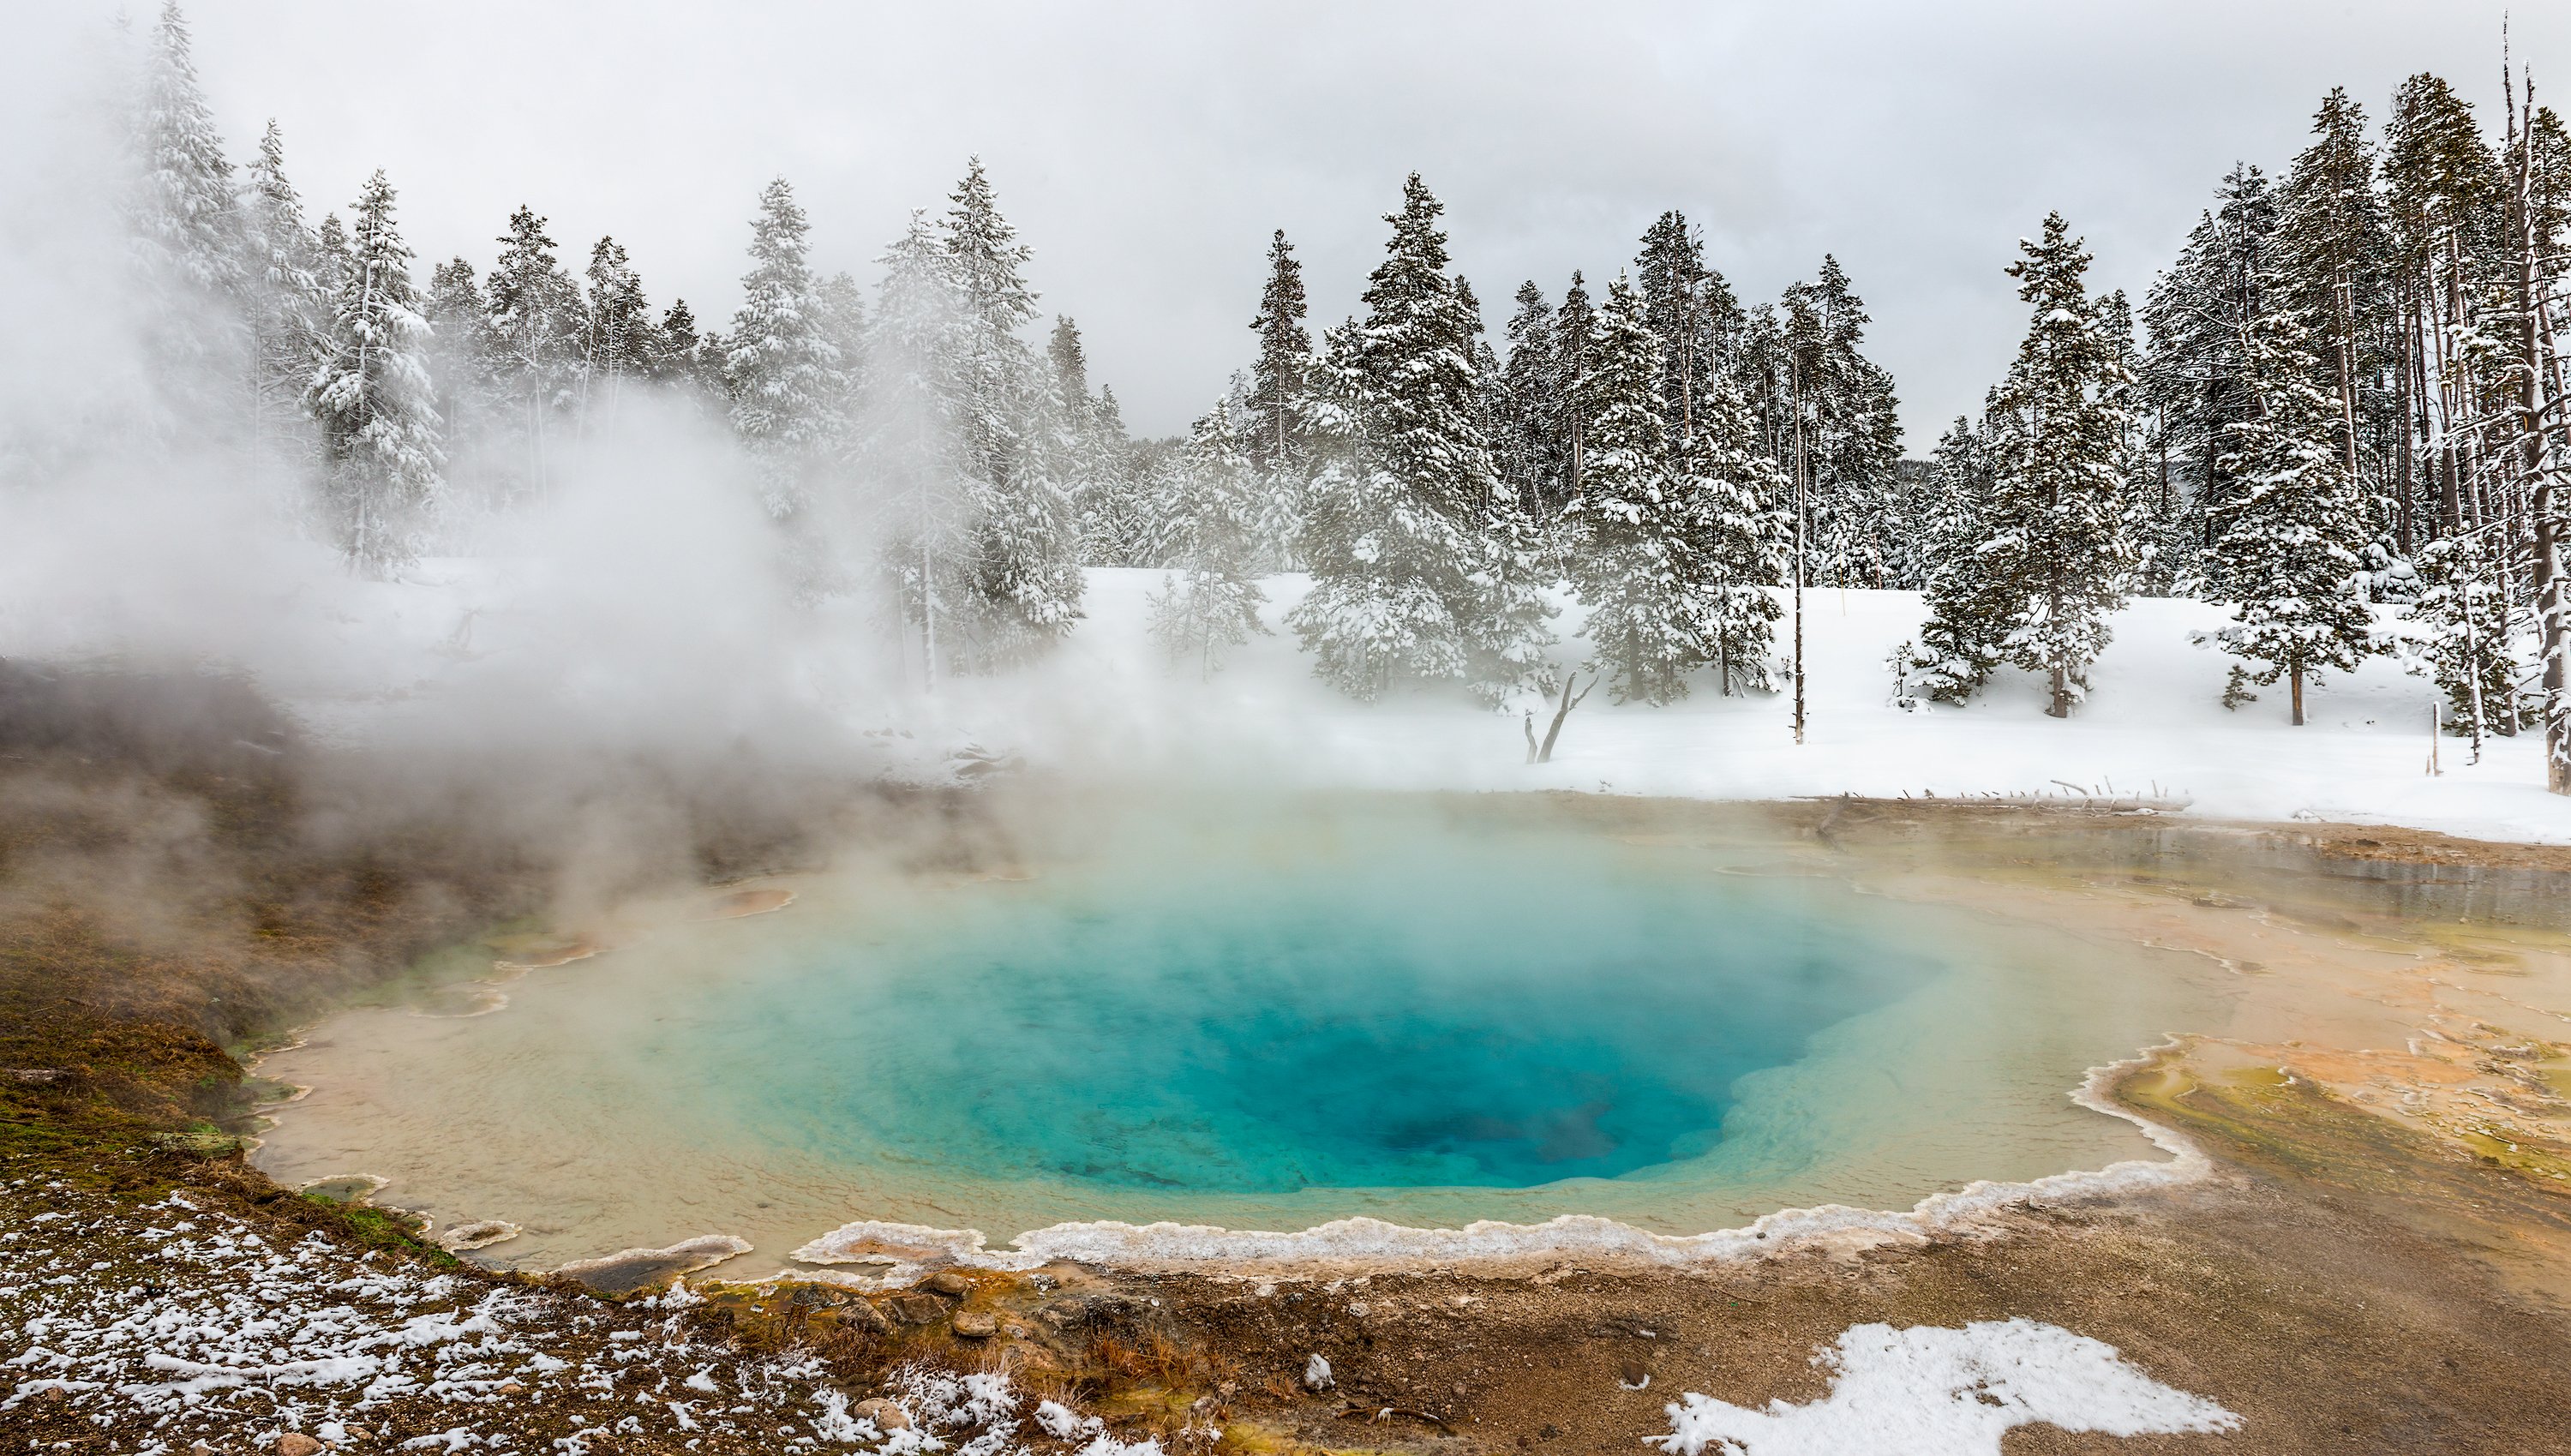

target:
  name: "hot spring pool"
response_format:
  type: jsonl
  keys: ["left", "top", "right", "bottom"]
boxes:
{"left": 252, "top": 799, "right": 2236, "bottom": 1275}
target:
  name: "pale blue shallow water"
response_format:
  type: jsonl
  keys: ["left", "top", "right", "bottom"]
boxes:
{"left": 686, "top": 831, "right": 1938, "bottom": 1195}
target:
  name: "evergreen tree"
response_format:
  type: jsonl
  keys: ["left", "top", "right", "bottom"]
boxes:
{"left": 1776, "top": 258, "right": 1903, "bottom": 587}
{"left": 1081, "top": 386, "right": 1154, "bottom": 566}
{"left": 237, "top": 119, "right": 326, "bottom": 488}
{"left": 419, "top": 258, "right": 496, "bottom": 511}
{"left": 864, "top": 210, "right": 968, "bottom": 685}
{"left": 130, "top": 2, "right": 243, "bottom": 422}
{"left": 1909, "top": 216, "right": 2134, "bottom": 715}
{"left": 1288, "top": 176, "right": 1543, "bottom": 701}
{"left": 1684, "top": 370, "right": 1790, "bottom": 696}
{"left": 1495, "top": 281, "right": 1563, "bottom": 530}
{"left": 1552, "top": 272, "right": 1597, "bottom": 508}
{"left": 1563, "top": 276, "right": 1699, "bottom": 703}
{"left": 725, "top": 177, "right": 847, "bottom": 520}
{"left": 2142, "top": 164, "right": 2280, "bottom": 582}
{"left": 941, "top": 158, "right": 1082, "bottom": 666}
{"left": 1633, "top": 211, "right": 1743, "bottom": 447}
{"left": 2406, "top": 529, "right": 2529, "bottom": 748}
{"left": 484, "top": 207, "right": 584, "bottom": 501}
{"left": 1046, "top": 319, "right": 1152, "bottom": 570}
{"left": 1148, "top": 396, "right": 1272, "bottom": 676}
{"left": 1244, "top": 230, "right": 1314, "bottom": 500}
{"left": 652, "top": 299, "right": 719, "bottom": 396}
{"left": 579, "top": 236, "right": 656, "bottom": 428}
{"left": 2208, "top": 290, "right": 2378, "bottom": 724}
{"left": 306, "top": 171, "right": 441, "bottom": 576}
{"left": 2276, "top": 88, "right": 2399, "bottom": 550}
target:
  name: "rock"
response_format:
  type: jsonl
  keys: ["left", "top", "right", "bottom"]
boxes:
{"left": 887, "top": 1292, "right": 947, "bottom": 1326}
{"left": 951, "top": 1310, "right": 998, "bottom": 1338}
{"left": 276, "top": 1435, "right": 325, "bottom": 1456}
{"left": 496, "top": 1381, "right": 524, "bottom": 1394}
{"left": 854, "top": 1399, "right": 912, "bottom": 1431}
{"left": 837, "top": 1298, "right": 892, "bottom": 1333}
{"left": 189, "top": 1444, "right": 217, "bottom": 1456}
{"left": 1303, "top": 1352, "right": 1333, "bottom": 1391}
{"left": 923, "top": 1269, "right": 972, "bottom": 1297}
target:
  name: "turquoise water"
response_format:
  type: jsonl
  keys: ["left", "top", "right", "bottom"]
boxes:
{"left": 690, "top": 832, "right": 1933, "bottom": 1194}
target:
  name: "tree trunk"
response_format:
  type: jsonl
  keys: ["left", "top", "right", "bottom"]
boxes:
{"left": 2509, "top": 77, "right": 2571, "bottom": 794}
{"left": 1536, "top": 671, "right": 1593, "bottom": 764}
{"left": 2290, "top": 660, "right": 2305, "bottom": 728}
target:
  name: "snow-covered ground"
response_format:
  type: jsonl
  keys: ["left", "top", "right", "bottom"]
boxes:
{"left": 0, "top": 1177, "right": 1160, "bottom": 1453}
{"left": 944, "top": 569, "right": 2571, "bottom": 846}
{"left": 1652, "top": 1318, "right": 2238, "bottom": 1456}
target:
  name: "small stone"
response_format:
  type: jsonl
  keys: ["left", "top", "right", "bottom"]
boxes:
{"left": 1303, "top": 1352, "right": 1334, "bottom": 1391}
{"left": 924, "top": 1269, "right": 972, "bottom": 1297}
{"left": 854, "top": 1399, "right": 912, "bottom": 1431}
{"left": 951, "top": 1310, "right": 998, "bottom": 1338}
{"left": 277, "top": 1435, "right": 326, "bottom": 1456}
{"left": 189, "top": 1444, "right": 218, "bottom": 1456}
{"left": 888, "top": 1292, "right": 946, "bottom": 1326}
{"left": 497, "top": 1381, "right": 525, "bottom": 1394}
{"left": 838, "top": 1298, "right": 892, "bottom": 1333}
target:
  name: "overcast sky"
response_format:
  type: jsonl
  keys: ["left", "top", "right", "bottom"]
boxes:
{"left": 35, "top": 1, "right": 2571, "bottom": 447}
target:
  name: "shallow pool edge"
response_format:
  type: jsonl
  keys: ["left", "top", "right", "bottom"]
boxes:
{"left": 775, "top": 1039, "right": 2212, "bottom": 1286}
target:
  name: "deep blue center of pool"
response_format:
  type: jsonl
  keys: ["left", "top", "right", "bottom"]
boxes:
{"left": 692, "top": 829, "right": 1933, "bottom": 1194}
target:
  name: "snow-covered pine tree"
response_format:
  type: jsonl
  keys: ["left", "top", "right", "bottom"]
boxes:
{"left": 1082, "top": 386, "right": 1154, "bottom": 566}
{"left": 864, "top": 210, "right": 968, "bottom": 686}
{"left": 237, "top": 119, "right": 327, "bottom": 492}
{"left": 1046, "top": 316, "right": 1143, "bottom": 567}
{"left": 2209, "top": 284, "right": 2377, "bottom": 726}
{"left": 1456, "top": 273, "right": 1559, "bottom": 705}
{"left": 1245, "top": 229, "right": 1315, "bottom": 559}
{"left": 1909, "top": 216, "right": 2134, "bottom": 715}
{"left": 2385, "top": 75, "right": 2505, "bottom": 546}
{"left": 1495, "top": 281, "right": 1562, "bottom": 530}
{"left": 2141, "top": 164, "right": 2280, "bottom": 586}
{"left": 1985, "top": 216, "right": 2137, "bottom": 716}
{"left": 578, "top": 237, "right": 656, "bottom": 429}
{"left": 1900, "top": 411, "right": 2007, "bottom": 704}
{"left": 484, "top": 207, "right": 584, "bottom": 502}
{"left": 1563, "top": 275, "right": 1699, "bottom": 704}
{"left": 420, "top": 259, "right": 497, "bottom": 512}
{"left": 726, "top": 177, "right": 847, "bottom": 522}
{"left": 1148, "top": 397, "right": 1272, "bottom": 677}
{"left": 651, "top": 299, "right": 722, "bottom": 399}
{"left": 941, "top": 159, "right": 1082, "bottom": 666}
{"left": 1287, "top": 176, "right": 1542, "bottom": 701}
{"left": 1291, "top": 316, "right": 1464, "bottom": 698}
{"left": 314, "top": 213, "right": 351, "bottom": 301}
{"left": 2406, "top": 529, "right": 2529, "bottom": 751}
{"left": 1552, "top": 272, "right": 1597, "bottom": 507}
{"left": 305, "top": 171, "right": 441, "bottom": 577}
{"left": 1634, "top": 211, "right": 1743, "bottom": 448}
{"left": 1681, "top": 369, "right": 1789, "bottom": 697}
{"left": 814, "top": 269, "right": 869, "bottom": 454}
{"left": 1776, "top": 259, "right": 1903, "bottom": 588}
{"left": 2276, "top": 88, "right": 2399, "bottom": 554}
{"left": 130, "top": 2, "right": 244, "bottom": 428}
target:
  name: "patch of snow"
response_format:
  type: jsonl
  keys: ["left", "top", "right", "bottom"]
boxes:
{"left": 1653, "top": 1318, "right": 2239, "bottom": 1455}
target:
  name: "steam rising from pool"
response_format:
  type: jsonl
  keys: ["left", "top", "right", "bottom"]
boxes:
{"left": 250, "top": 800, "right": 2234, "bottom": 1276}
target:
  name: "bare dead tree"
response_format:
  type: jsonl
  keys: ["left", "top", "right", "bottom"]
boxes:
{"left": 1524, "top": 670, "right": 1596, "bottom": 764}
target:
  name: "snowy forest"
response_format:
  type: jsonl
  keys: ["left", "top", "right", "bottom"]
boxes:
{"left": 75, "top": 5, "right": 2571, "bottom": 795}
